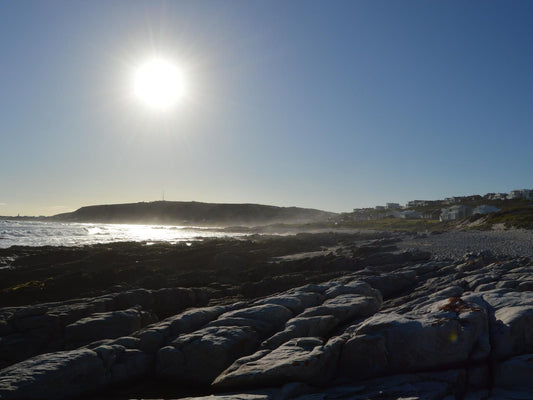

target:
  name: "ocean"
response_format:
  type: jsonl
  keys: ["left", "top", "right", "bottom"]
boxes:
{"left": 0, "top": 219, "right": 247, "bottom": 248}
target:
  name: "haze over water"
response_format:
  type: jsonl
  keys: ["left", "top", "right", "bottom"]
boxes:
{"left": 0, "top": 220, "right": 245, "bottom": 249}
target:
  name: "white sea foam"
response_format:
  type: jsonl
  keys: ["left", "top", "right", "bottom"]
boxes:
{"left": 0, "top": 220, "right": 246, "bottom": 248}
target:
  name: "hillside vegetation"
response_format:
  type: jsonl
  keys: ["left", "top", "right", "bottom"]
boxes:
{"left": 51, "top": 201, "right": 336, "bottom": 226}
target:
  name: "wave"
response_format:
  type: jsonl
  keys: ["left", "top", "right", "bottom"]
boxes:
{"left": 0, "top": 220, "right": 247, "bottom": 248}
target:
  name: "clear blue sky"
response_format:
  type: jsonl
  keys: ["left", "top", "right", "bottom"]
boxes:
{"left": 1, "top": 0, "right": 532, "bottom": 216}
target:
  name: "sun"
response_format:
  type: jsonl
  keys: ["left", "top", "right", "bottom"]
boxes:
{"left": 133, "top": 58, "right": 184, "bottom": 110}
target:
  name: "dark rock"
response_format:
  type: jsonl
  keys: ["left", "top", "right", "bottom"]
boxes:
{"left": 361, "top": 269, "right": 417, "bottom": 298}
{"left": 261, "top": 315, "right": 339, "bottom": 350}
{"left": 298, "top": 293, "right": 381, "bottom": 323}
{"left": 157, "top": 325, "right": 260, "bottom": 384}
{"left": 0, "top": 349, "right": 106, "bottom": 399}
{"left": 340, "top": 296, "right": 489, "bottom": 380}
{"left": 493, "top": 353, "right": 533, "bottom": 393}
{"left": 213, "top": 336, "right": 345, "bottom": 389}
{"left": 65, "top": 308, "right": 147, "bottom": 348}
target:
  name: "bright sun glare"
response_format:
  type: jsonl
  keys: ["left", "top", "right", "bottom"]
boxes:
{"left": 133, "top": 58, "right": 184, "bottom": 110}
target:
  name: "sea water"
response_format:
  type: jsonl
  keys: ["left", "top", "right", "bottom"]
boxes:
{"left": 0, "top": 219, "right": 247, "bottom": 248}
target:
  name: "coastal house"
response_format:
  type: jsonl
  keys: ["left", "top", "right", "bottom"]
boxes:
{"left": 385, "top": 203, "right": 401, "bottom": 210}
{"left": 473, "top": 205, "right": 500, "bottom": 215}
{"left": 443, "top": 197, "right": 462, "bottom": 205}
{"left": 399, "top": 210, "right": 421, "bottom": 219}
{"left": 407, "top": 200, "right": 428, "bottom": 208}
{"left": 440, "top": 205, "right": 472, "bottom": 221}
{"left": 421, "top": 210, "right": 442, "bottom": 220}
{"left": 508, "top": 189, "right": 533, "bottom": 200}
{"left": 485, "top": 193, "right": 508, "bottom": 200}
{"left": 349, "top": 208, "right": 376, "bottom": 221}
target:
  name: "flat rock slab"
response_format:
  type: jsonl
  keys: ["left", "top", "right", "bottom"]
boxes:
{"left": 213, "top": 336, "right": 345, "bottom": 389}
{"left": 65, "top": 308, "right": 147, "bottom": 348}
{"left": 0, "top": 349, "right": 105, "bottom": 400}
{"left": 157, "top": 325, "right": 260, "bottom": 384}
{"left": 340, "top": 296, "right": 489, "bottom": 380}
{"left": 298, "top": 293, "right": 381, "bottom": 323}
{"left": 482, "top": 290, "right": 533, "bottom": 360}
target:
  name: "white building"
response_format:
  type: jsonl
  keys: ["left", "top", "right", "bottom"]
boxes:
{"left": 440, "top": 205, "right": 472, "bottom": 221}
{"left": 443, "top": 197, "right": 462, "bottom": 205}
{"left": 486, "top": 193, "right": 508, "bottom": 200}
{"left": 407, "top": 200, "right": 428, "bottom": 208}
{"left": 399, "top": 210, "right": 421, "bottom": 219}
{"left": 508, "top": 189, "right": 533, "bottom": 200}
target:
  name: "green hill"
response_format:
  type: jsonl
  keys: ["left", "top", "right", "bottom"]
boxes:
{"left": 51, "top": 201, "right": 337, "bottom": 226}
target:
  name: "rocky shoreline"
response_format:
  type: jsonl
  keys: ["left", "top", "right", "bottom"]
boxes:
{"left": 0, "top": 231, "right": 531, "bottom": 399}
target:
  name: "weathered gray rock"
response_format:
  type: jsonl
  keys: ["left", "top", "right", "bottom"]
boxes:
{"left": 65, "top": 308, "right": 150, "bottom": 348}
{"left": 299, "top": 293, "right": 381, "bottom": 323}
{"left": 180, "top": 395, "right": 271, "bottom": 400}
{"left": 293, "top": 369, "right": 466, "bottom": 400}
{"left": 518, "top": 280, "right": 533, "bottom": 291}
{"left": 135, "top": 323, "right": 170, "bottom": 354}
{"left": 430, "top": 285, "right": 464, "bottom": 299}
{"left": 212, "top": 304, "right": 293, "bottom": 335}
{"left": 254, "top": 291, "right": 324, "bottom": 315}
{"left": 340, "top": 296, "right": 489, "bottom": 380}
{"left": 0, "top": 342, "right": 153, "bottom": 400}
{"left": 157, "top": 325, "right": 260, "bottom": 384}
{"left": 167, "top": 305, "right": 230, "bottom": 336}
{"left": 0, "top": 316, "right": 62, "bottom": 368}
{"left": 133, "top": 305, "right": 230, "bottom": 354}
{"left": 213, "top": 336, "right": 345, "bottom": 389}
{"left": 493, "top": 353, "right": 533, "bottom": 390}
{"left": 361, "top": 269, "right": 417, "bottom": 298}
{"left": 482, "top": 290, "right": 533, "bottom": 359}
{"left": 113, "top": 288, "right": 153, "bottom": 310}
{"left": 152, "top": 287, "right": 198, "bottom": 316}
{"left": 261, "top": 315, "right": 339, "bottom": 349}
{"left": 0, "top": 240, "right": 530, "bottom": 400}
{"left": 323, "top": 280, "right": 381, "bottom": 300}
{"left": 0, "top": 349, "right": 106, "bottom": 399}
{"left": 107, "top": 348, "right": 153, "bottom": 383}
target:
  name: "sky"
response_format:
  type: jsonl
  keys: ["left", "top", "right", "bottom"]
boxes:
{"left": 1, "top": 0, "right": 533, "bottom": 216}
